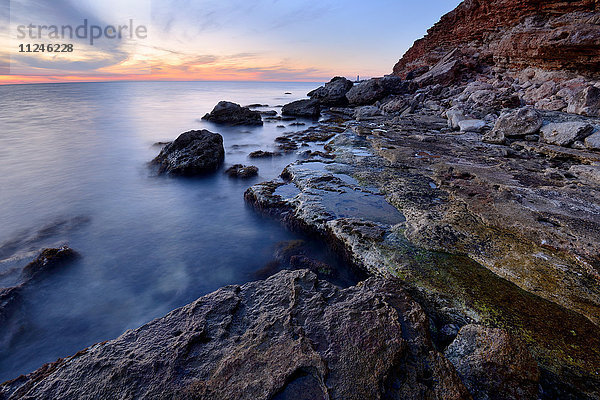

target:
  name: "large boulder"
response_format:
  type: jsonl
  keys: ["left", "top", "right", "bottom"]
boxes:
{"left": 445, "top": 324, "right": 540, "bottom": 400}
{"left": 540, "top": 122, "right": 594, "bottom": 147}
{"left": 566, "top": 86, "right": 600, "bottom": 117}
{"left": 202, "top": 101, "right": 263, "bottom": 126}
{"left": 0, "top": 270, "right": 471, "bottom": 400}
{"left": 346, "top": 79, "right": 386, "bottom": 106}
{"left": 281, "top": 99, "right": 321, "bottom": 119}
{"left": 346, "top": 76, "right": 413, "bottom": 106}
{"left": 483, "top": 107, "right": 542, "bottom": 144}
{"left": 152, "top": 130, "right": 225, "bottom": 175}
{"left": 308, "top": 77, "right": 354, "bottom": 106}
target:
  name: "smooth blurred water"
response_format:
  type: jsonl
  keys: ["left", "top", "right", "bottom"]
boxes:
{"left": 0, "top": 81, "right": 357, "bottom": 381}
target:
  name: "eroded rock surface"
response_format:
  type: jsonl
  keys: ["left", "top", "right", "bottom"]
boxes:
{"left": 0, "top": 270, "right": 472, "bottom": 400}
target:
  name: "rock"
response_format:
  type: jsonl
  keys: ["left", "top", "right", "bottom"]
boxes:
{"left": 0, "top": 270, "right": 471, "bottom": 400}
{"left": 202, "top": 101, "right": 263, "bottom": 126}
{"left": 21, "top": 246, "right": 79, "bottom": 279}
{"left": 535, "top": 98, "right": 567, "bottom": 112}
{"left": 260, "top": 110, "right": 277, "bottom": 116}
{"left": 484, "top": 108, "right": 542, "bottom": 144}
{"left": 392, "top": 0, "right": 600, "bottom": 78}
{"left": 458, "top": 119, "right": 486, "bottom": 133}
{"left": 354, "top": 106, "right": 381, "bottom": 121}
{"left": 567, "top": 86, "right": 600, "bottom": 117}
{"left": 540, "top": 122, "right": 594, "bottom": 147}
{"left": 281, "top": 99, "right": 321, "bottom": 119}
{"left": 445, "top": 325, "right": 540, "bottom": 400}
{"left": 249, "top": 150, "right": 281, "bottom": 158}
{"left": 289, "top": 255, "right": 335, "bottom": 277}
{"left": 346, "top": 79, "right": 386, "bottom": 106}
{"left": 381, "top": 97, "right": 409, "bottom": 114}
{"left": 152, "top": 130, "right": 225, "bottom": 175}
{"left": 446, "top": 108, "right": 467, "bottom": 130}
{"left": 413, "top": 48, "right": 464, "bottom": 87}
{"left": 225, "top": 164, "right": 258, "bottom": 179}
{"left": 584, "top": 131, "right": 600, "bottom": 150}
{"left": 308, "top": 77, "right": 354, "bottom": 106}
{"left": 569, "top": 164, "right": 600, "bottom": 185}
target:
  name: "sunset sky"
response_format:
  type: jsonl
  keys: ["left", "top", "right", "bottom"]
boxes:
{"left": 0, "top": 0, "right": 461, "bottom": 84}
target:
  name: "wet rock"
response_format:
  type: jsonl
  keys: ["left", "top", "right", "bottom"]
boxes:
{"left": 281, "top": 100, "right": 321, "bottom": 119}
{"left": 260, "top": 110, "right": 277, "bottom": 116}
{"left": 249, "top": 150, "right": 281, "bottom": 159}
{"left": 458, "top": 119, "right": 486, "bottom": 133}
{"left": 567, "top": 86, "right": 600, "bottom": 117}
{"left": 484, "top": 108, "right": 542, "bottom": 144}
{"left": 21, "top": 246, "right": 79, "bottom": 279}
{"left": 0, "top": 270, "right": 471, "bottom": 400}
{"left": 152, "top": 130, "right": 225, "bottom": 175}
{"left": 445, "top": 324, "right": 540, "bottom": 400}
{"left": 354, "top": 106, "right": 381, "bottom": 121}
{"left": 308, "top": 77, "right": 354, "bottom": 106}
{"left": 540, "top": 122, "right": 594, "bottom": 147}
{"left": 289, "top": 255, "right": 335, "bottom": 277}
{"left": 202, "top": 101, "right": 263, "bottom": 126}
{"left": 225, "top": 164, "right": 259, "bottom": 179}
{"left": 584, "top": 131, "right": 600, "bottom": 151}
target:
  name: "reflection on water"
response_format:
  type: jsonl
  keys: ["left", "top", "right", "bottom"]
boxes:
{"left": 0, "top": 81, "right": 362, "bottom": 381}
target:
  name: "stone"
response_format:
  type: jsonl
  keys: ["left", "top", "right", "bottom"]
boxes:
{"left": 354, "top": 106, "right": 381, "bottom": 121}
{"left": 584, "top": 131, "right": 600, "bottom": 151}
{"left": 308, "top": 77, "right": 354, "bottom": 106}
{"left": 345, "top": 79, "right": 386, "bottom": 106}
{"left": 381, "top": 97, "right": 409, "bottom": 114}
{"left": 225, "top": 164, "right": 259, "bottom": 178}
{"left": 281, "top": 99, "right": 321, "bottom": 119}
{"left": 21, "top": 246, "right": 79, "bottom": 279}
{"left": 0, "top": 270, "right": 471, "bottom": 400}
{"left": 446, "top": 108, "right": 467, "bottom": 130}
{"left": 567, "top": 86, "right": 600, "bottom": 117}
{"left": 445, "top": 325, "right": 540, "bottom": 400}
{"left": 540, "top": 122, "right": 594, "bottom": 147}
{"left": 249, "top": 150, "right": 281, "bottom": 158}
{"left": 413, "top": 48, "right": 464, "bottom": 87}
{"left": 152, "top": 130, "right": 225, "bottom": 175}
{"left": 202, "top": 101, "right": 263, "bottom": 126}
{"left": 484, "top": 108, "right": 542, "bottom": 143}
{"left": 458, "top": 119, "right": 486, "bottom": 133}
{"left": 569, "top": 164, "right": 600, "bottom": 185}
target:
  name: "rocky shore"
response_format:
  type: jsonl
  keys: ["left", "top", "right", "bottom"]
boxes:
{"left": 2, "top": 0, "right": 600, "bottom": 399}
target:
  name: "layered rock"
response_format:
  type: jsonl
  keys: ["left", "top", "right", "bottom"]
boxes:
{"left": 392, "top": 0, "right": 600, "bottom": 78}
{"left": 0, "top": 270, "right": 473, "bottom": 400}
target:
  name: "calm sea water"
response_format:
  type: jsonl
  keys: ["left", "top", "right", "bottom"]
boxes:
{"left": 0, "top": 81, "right": 356, "bottom": 381}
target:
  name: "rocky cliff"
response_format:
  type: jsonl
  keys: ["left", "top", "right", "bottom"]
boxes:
{"left": 393, "top": 0, "right": 600, "bottom": 78}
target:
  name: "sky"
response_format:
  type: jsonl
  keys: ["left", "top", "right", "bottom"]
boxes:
{"left": 0, "top": 0, "right": 461, "bottom": 84}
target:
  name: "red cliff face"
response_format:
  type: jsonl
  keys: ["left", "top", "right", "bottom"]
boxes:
{"left": 393, "top": 0, "right": 600, "bottom": 78}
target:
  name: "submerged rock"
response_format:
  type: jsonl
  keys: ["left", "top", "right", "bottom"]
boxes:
{"left": 225, "top": 164, "right": 259, "bottom": 178}
{"left": 281, "top": 99, "right": 321, "bottom": 119}
{"left": 202, "top": 101, "right": 263, "bottom": 126}
{"left": 249, "top": 150, "right": 281, "bottom": 158}
{"left": 445, "top": 325, "right": 540, "bottom": 400}
{"left": 21, "top": 245, "right": 79, "bottom": 279}
{"left": 308, "top": 77, "right": 354, "bottom": 106}
{"left": 152, "top": 130, "right": 225, "bottom": 175}
{"left": 0, "top": 270, "right": 471, "bottom": 400}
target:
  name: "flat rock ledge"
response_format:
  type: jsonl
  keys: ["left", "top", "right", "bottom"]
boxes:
{"left": 0, "top": 269, "right": 479, "bottom": 400}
